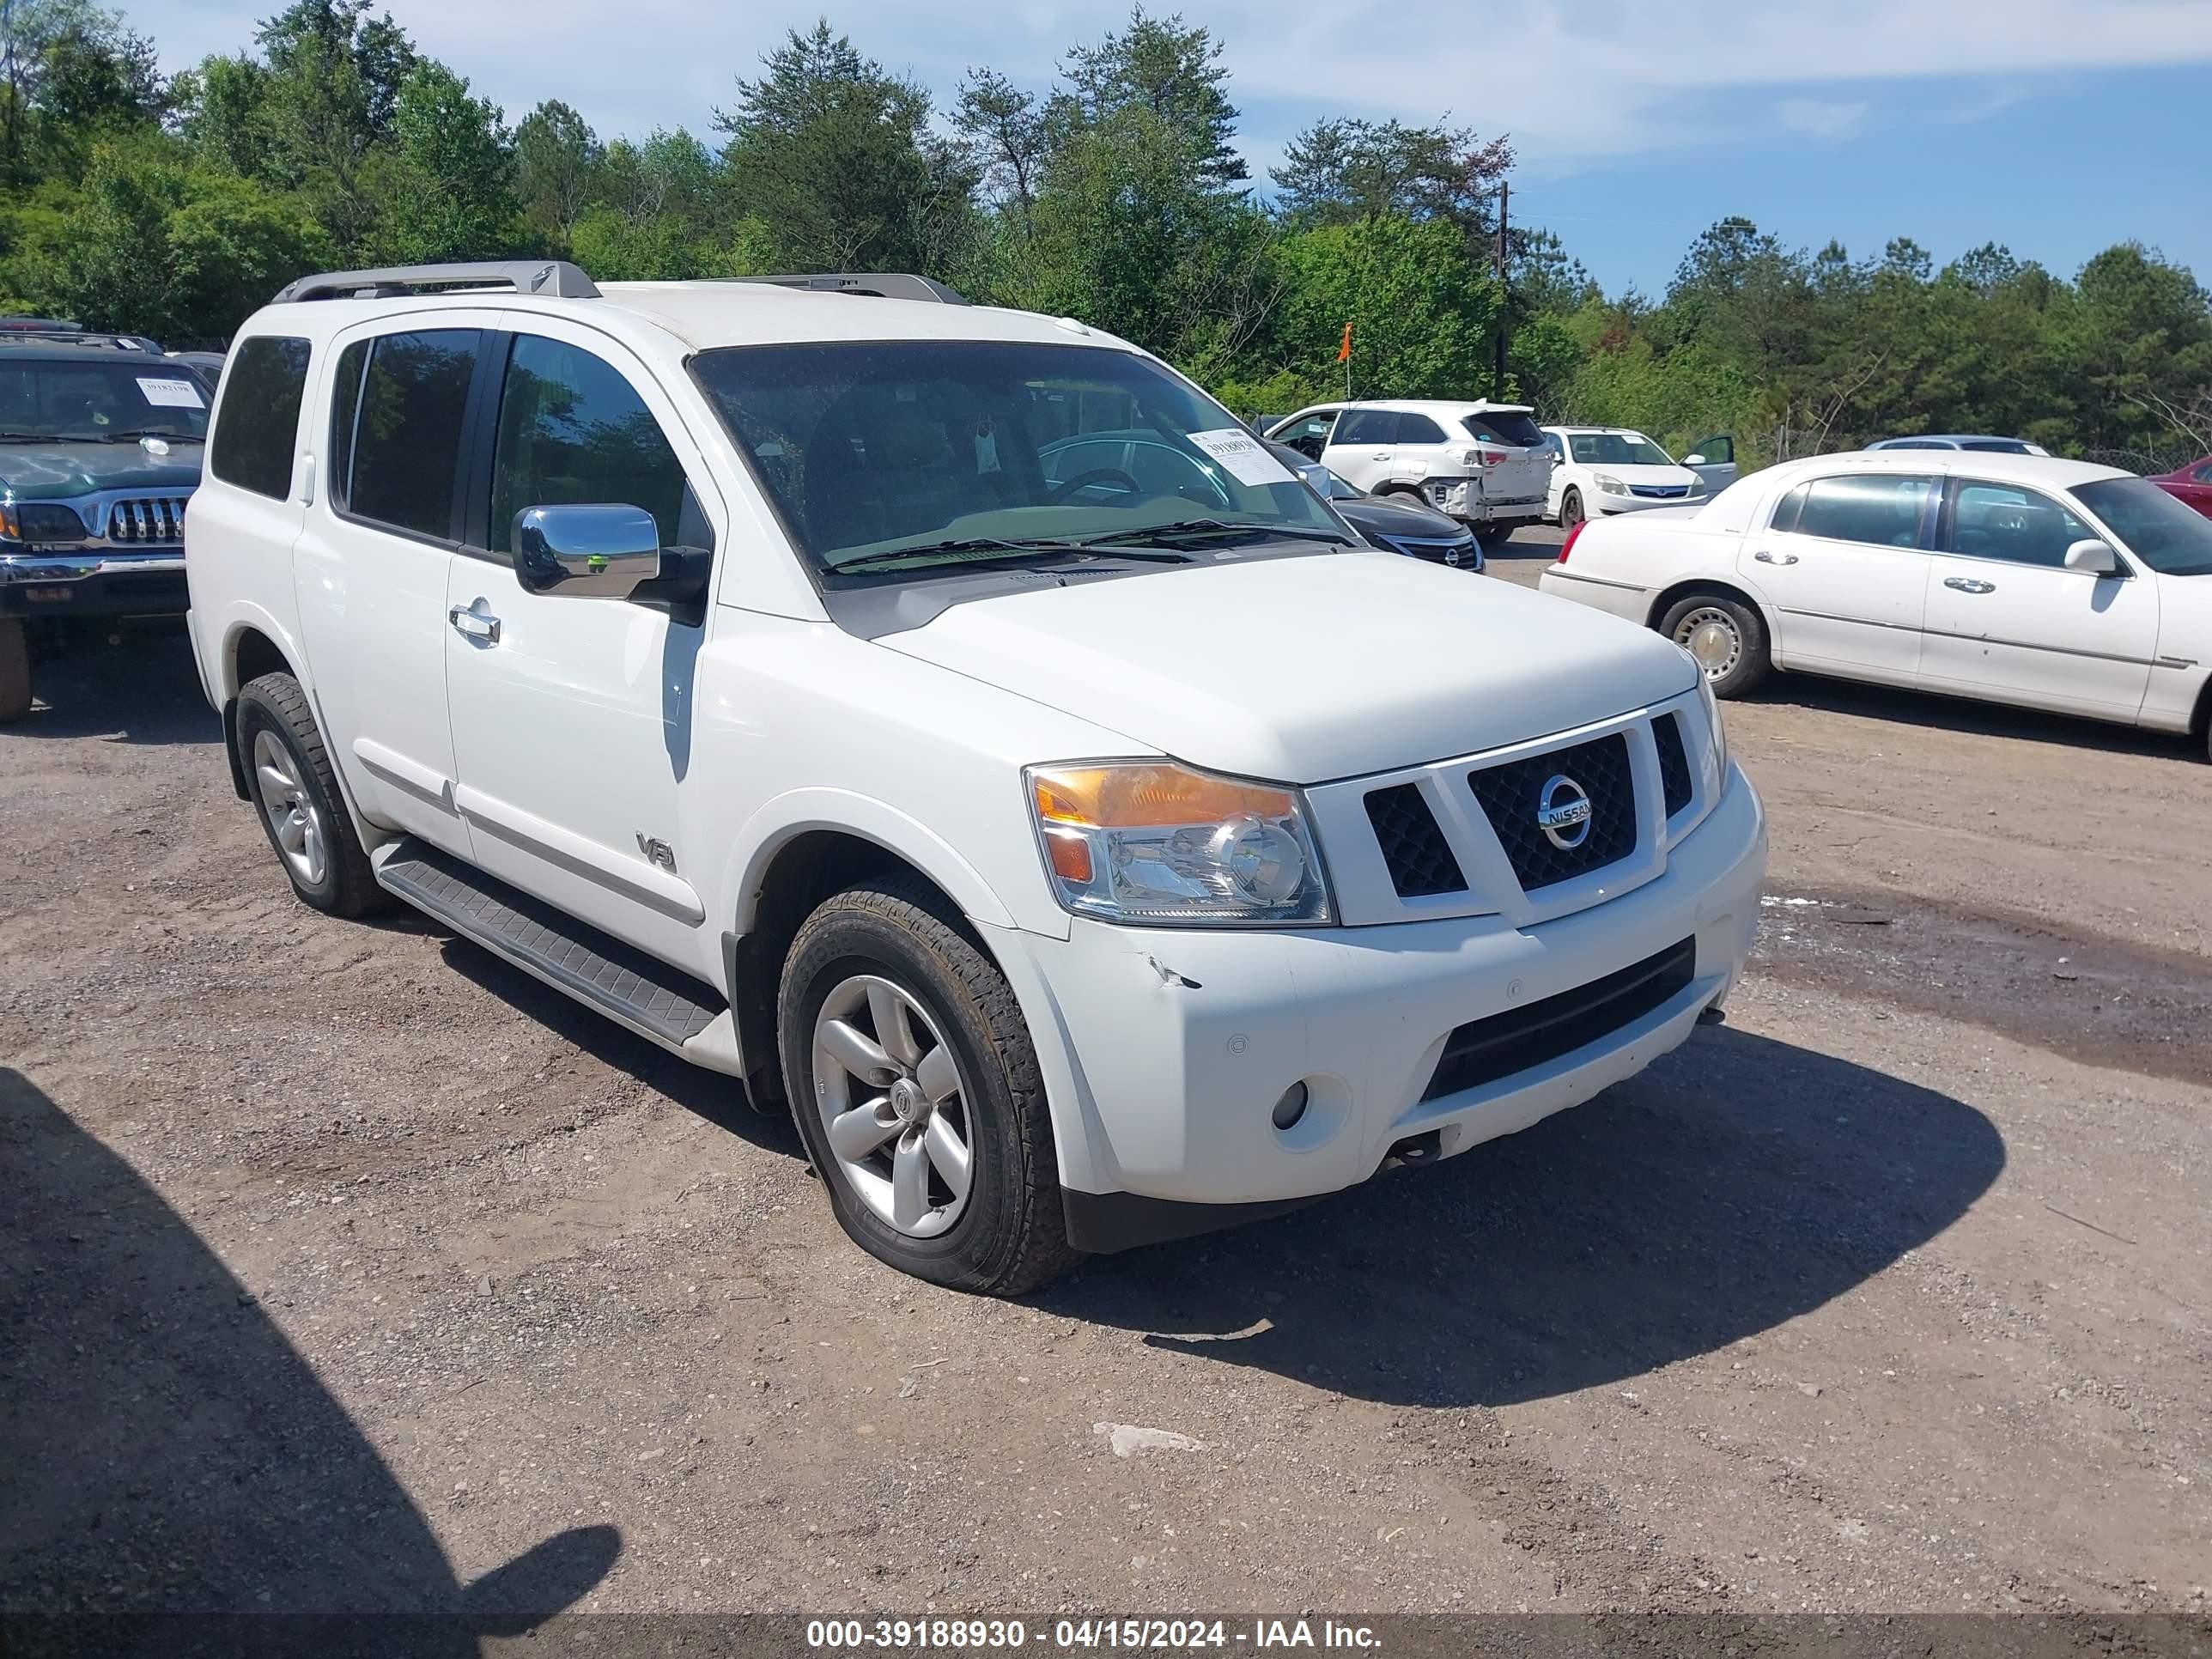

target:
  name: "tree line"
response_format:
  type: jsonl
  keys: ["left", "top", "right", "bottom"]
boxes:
{"left": 4, "top": 0, "right": 2208, "bottom": 468}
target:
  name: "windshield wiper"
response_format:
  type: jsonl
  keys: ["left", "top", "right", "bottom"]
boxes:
{"left": 836, "top": 537, "right": 1191, "bottom": 574}
{"left": 0, "top": 433, "right": 57, "bottom": 443}
{"left": 1080, "top": 518, "right": 1356, "bottom": 550}
{"left": 95, "top": 428, "right": 204, "bottom": 443}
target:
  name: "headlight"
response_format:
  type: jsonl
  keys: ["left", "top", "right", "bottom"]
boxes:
{"left": 1026, "top": 761, "right": 1333, "bottom": 926}
{"left": 1696, "top": 670, "right": 1729, "bottom": 785}
{"left": 0, "top": 500, "right": 89, "bottom": 543}
{"left": 1593, "top": 472, "right": 1628, "bottom": 496}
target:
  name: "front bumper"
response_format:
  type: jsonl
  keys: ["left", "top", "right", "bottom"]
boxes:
{"left": 1592, "top": 492, "right": 1697, "bottom": 516}
{"left": 0, "top": 550, "right": 189, "bottom": 619}
{"left": 1425, "top": 477, "right": 1549, "bottom": 526}
{"left": 1010, "top": 768, "right": 1766, "bottom": 1249}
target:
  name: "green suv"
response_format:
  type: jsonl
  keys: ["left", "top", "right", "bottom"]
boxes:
{"left": 0, "top": 326, "right": 210, "bottom": 720}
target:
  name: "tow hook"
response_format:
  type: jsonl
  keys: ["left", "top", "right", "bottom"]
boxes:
{"left": 1384, "top": 1130, "right": 1442, "bottom": 1170}
{"left": 1698, "top": 1004, "right": 1727, "bottom": 1026}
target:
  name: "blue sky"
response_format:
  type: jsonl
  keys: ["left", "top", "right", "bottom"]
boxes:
{"left": 145, "top": 0, "right": 2212, "bottom": 296}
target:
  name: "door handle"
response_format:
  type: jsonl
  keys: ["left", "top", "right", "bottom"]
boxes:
{"left": 1371, "top": 451, "right": 1390, "bottom": 460}
{"left": 1943, "top": 577, "right": 1996, "bottom": 595}
{"left": 1753, "top": 550, "right": 1799, "bottom": 566}
{"left": 449, "top": 604, "right": 501, "bottom": 643}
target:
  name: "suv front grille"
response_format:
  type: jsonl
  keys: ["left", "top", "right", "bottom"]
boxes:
{"left": 1364, "top": 784, "right": 1467, "bottom": 897}
{"left": 1421, "top": 937, "right": 1695, "bottom": 1101}
{"left": 1466, "top": 732, "right": 1638, "bottom": 891}
{"left": 103, "top": 496, "right": 189, "bottom": 544}
{"left": 1652, "top": 713, "right": 1693, "bottom": 817}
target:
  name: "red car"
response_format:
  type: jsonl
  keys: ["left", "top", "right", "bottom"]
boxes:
{"left": 2152, "top": 455, "right": 2212, "bottom": 518}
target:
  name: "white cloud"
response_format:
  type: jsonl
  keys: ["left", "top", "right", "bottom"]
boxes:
{"left": 1774, "top": 98, "right": 1869, "bottom": 140}
{"left": 136, "top": 0, "right": 2212, "bottom": 169}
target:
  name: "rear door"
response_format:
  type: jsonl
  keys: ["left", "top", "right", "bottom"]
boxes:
{"left": 1920, "top": 477, "right": 2157, "bottom": 720}
{"left": 1320, "top": 408, "right": 1397, "bottom": 493}
{"left": 293, "top": 319, "right": 489, "bottom": 857}
{"left": 1739, "top": 471, "right": 1939, "bottom": 683}
{"left": 1683, "top": 434, "right": 1739, "bottom": 495}
{"left": 441, "top": 321, "right": 725, "bottom": 969}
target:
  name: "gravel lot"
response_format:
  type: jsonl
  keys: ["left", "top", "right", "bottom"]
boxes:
{"left": 3, "top": 536, "right": 2209, "bottom": 1626}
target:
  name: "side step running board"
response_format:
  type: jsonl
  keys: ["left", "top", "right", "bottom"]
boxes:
{"left": 374, "top": 837, "right": 734, "bottom": 1060}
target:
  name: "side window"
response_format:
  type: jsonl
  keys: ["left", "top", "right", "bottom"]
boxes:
{"left": 1944, "top": 481, "right": 2095, "bottom": 568}
{"left": 1770, "top": 483, "right": 1808, "bottom": 534}
{"left": 1790, "top": 474, "right": 1936, "bottom": 549}
{"left": 2192, "top": 462, "right": 2212, "bottom": 485}
{"left": 1396, "top": 412, "right": 1447, "bottom": 446}
{"left": 332, "top": 330, "right": 481, "bottom": 540}
{"left": 489, "top": 334, "right": 711, "bottom": 555}
{"left": 1334, "top": 409, "right": 1395, "bottom": 446}
{"left": 210, "top": 337, "right": 311, "bottom": 501}
{"left": 1691, "top": 434, "right": 1735, "bottom": 465}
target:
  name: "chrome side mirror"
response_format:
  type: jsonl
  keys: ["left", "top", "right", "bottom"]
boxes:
{"left": 514, "top": 503, "right": 662, "bottom": 598}
{"left": 2063, "top": 537, "right": 2119, "bottom": 575}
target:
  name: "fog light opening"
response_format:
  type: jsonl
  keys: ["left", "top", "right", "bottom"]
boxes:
{"left": 1270, "top": 1080, "right": 1310, "bottom": 1132}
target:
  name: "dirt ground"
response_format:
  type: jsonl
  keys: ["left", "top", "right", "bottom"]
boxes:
{"left": 3, "top": 539, "right": 2209, "bottom": 1626}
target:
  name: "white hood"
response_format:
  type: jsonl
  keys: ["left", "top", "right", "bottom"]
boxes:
{"left": 878, "top": 552, "right": 1698, "bottom": 783}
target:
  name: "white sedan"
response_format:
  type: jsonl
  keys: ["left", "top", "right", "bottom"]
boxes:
{"left": 1540, "top": 426, "right": 1711, "bottom": 528}
{"left": 1538, "top": 451, "right": 2212, "bottom": 752}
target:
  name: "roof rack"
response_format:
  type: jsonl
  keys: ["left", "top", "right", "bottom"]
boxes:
{"left": 271, "top": 260, "right": 602, "bottom": 305}
{"left": 721, "top": 273, "right": 969, "bottom": 306}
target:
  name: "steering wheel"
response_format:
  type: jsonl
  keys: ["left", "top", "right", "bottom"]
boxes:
{"left": 1050, "top": 467, "right": 1141, "bottom": 503}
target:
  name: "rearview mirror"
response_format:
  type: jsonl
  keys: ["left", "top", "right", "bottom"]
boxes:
{"left": 514, "top": 503, "right": 662, "bottom": 598}
{"left": 2063, "top": 538, "right": 2119, "bottom": 575}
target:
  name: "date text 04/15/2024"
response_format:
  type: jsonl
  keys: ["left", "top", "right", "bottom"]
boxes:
{"left": 805, "top": 1619, "right": 1382, "bottom": 1650}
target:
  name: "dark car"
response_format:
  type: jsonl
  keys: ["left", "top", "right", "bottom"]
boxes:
{"left": 0, "top": 332, "right": 207, "bottom": 720}
{"left": 1258, "top": 441, "right": 1482, "bottom": 569}
{"left": 2151, "top": 455, "right": 2212, "bottom": 520}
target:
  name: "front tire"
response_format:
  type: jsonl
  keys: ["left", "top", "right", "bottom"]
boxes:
{"left": 779, "top": 878, "right": 1080, "bottom": 1296}
{"left": 1659, "top": 592, "right": 1771, "bottom": 699}
{"left": 234, "top": 672, "right": 386, "bottom": 916}
{"left": 1559, "top": 489, "right": 1585, "bottom": 532}
{"left": 0, "top": 617, "right": 31, "bottom": 722}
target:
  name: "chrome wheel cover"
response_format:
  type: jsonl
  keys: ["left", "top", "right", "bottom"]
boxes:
{"left": 252, "top": 730, "right": 330, "bottom": 888}
{"left": 1676, "top": 606, "right": 1741, "bottom": 680}
{"left": 811, "top": 975, "right": 975, "bottom": 1239}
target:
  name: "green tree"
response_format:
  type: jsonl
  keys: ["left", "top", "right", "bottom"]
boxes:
{"left": 513, "top": 100, "right": 599, "bottom": 247}
{"left": 1272, "top": 117, "right": 1510, "bottom": 231}
{"left": 361, "top": 61, "right": 514, "bottom": 263}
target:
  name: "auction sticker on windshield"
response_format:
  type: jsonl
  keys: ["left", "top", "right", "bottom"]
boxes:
{"left": 136, "top": 377, "right": 206, "bottom": 409}
{"left": 1188, "top": 428, "right": 1296, "bottom": 488}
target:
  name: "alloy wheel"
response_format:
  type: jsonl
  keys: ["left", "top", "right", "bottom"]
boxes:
{"left": 252, "top": 729, "right": 330, "bottom": 888}
{"left": 811, "top": 975, "right": 975, "bottom": 1238}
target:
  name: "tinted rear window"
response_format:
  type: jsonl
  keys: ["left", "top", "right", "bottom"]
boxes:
{"left": 209, "top": 337, "right": 310, "bottom": 500}
{"left": 1396, "top": 412, "right": 1446, "bottom": 445}
{"left": 1334, "top": 409, "right": 1395, "bottom": 446}
{"left": 1462, "top": 410, "right": 1543, "bottom": 447}
{"left": 332, "top": 331, "right": 480, "bottom": 540}
{"left": 1960, "top": 440, "right": 2033, "bottom": 454}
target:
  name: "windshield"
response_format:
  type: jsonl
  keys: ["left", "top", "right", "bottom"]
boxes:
{"left": 2073, "top": 477, "right": 2212, "bottom": 576}
{"left": 0, "top": 359, "right": 210, "bottom": 441}
{"left": 690, "top": 340, "right": 1350, "bottom": 577}
{"left": 1567, "top": 431, "right": 1674, "bottom": 467}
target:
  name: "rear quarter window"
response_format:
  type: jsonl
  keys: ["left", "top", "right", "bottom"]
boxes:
{"left": 208, "top": 337, "right": 312, "bottom": 501}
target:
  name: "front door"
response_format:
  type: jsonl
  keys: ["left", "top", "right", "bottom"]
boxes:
{"left": 293, "top": 322, "right": 489, "bottom": 858}
{"left": 1269, "top": 409, "right": 1340, "bottom": 463}
{"left": 1740, "top": 471, "right": 1939, "bottom": 684}
{"left": 1684, "top": 434, "right": 1739, "bottom": 495}
{"left": 441, "top": 324, "right": 725, "bottom": 972}
{"left": 1920, "top": 477, "right": 2158, "bottom": 720}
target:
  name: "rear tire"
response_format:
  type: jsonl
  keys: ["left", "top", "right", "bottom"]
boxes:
{"left": 234, "top": 672, "right": 386, "bottom": 916}
{"left": 1659, "top": 592, "right": 1771, "bottom": 699}
{"left": 779, "top": 877, "right": 1080, "bottom": 1297}
{"left": 1559, "top": 489, "right": 1585, "bottom": 532}
{"left": 0, "top": 618, "right": 29, "bottom": 723}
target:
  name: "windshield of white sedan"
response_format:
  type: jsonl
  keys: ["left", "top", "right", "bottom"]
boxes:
{"left": 0, "top": 360, "right": 210, "bottom": 441}
{"left": 1568, "top": 432, "right": 1673, "bottom": 467}
{"left": 2072, "top": 477, "right": 2212, "bottom": 576}
{"left": 690, "top": 341, "right": 1351, "bottom": 576}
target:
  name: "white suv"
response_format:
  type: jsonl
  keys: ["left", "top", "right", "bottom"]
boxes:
{"left": 1266, "top": 399, "right": 1553, "bottom": 543}
{"left": 185, "top": 261, "right": 1765, "bottom": 1293}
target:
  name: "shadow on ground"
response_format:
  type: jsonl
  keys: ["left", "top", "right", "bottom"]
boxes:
{"left": 1749, "top": 671, "right": 2197, "bottom": 762}
{"left": 8, "top": 624, "right": 219, "bottom": 746}
{"left": 1044, "top": 1028, "right": 2003, "bottom": 1408}
{"left": 0, "top": 1068, "right": 618, "bottom": 1652}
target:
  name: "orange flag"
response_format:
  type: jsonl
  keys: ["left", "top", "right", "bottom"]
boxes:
{"left": 1336, "top": 321, "right": 1352, "bottom": 362}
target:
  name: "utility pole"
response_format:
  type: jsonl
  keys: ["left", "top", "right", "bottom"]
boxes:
{"left": 1492, "top": 180, "right": 1510, "bottom": 401}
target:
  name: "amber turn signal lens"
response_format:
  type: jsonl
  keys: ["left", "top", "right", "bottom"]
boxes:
{"left": 1043, "top": 829, "right": 1094, "bottom": 883}
{"left": 1031, "top": 763, "right": 1293, "bottom": 829}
